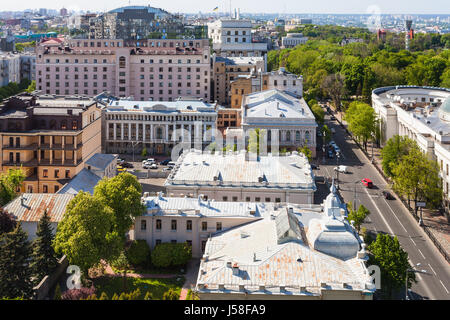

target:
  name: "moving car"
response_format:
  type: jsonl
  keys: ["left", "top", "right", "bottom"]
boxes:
{"left": 121, "top": 162, "right": 133, "bottom": 168}
{"left": 382, "top": 190, "right": 394, "bottom": 200}
{"left": 334, "top": 165, "right": 348, "bottom": 173}
{"left": 167, "top": 161, "right": 176, "bottom": 168}
{"left": 361, "top": 178, "right": 373, "bottom": 188}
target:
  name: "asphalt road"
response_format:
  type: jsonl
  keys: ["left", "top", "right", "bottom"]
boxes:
{"left": 314, "top": 110, "right": 450, "bottom": 300}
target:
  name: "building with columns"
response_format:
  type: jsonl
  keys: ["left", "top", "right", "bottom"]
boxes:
{"left": 165, "top": 149, "right": 316, "bottom": 205}
{"left": 0, "top": 93, "right": 102, "bottom": 194}
{"left": 36, "top": 38, "right": 212, "bottom": 102}
{"left": 372, "top": 86, "right": 450, "bottom": 212}
{"left": 99, "top": 95, "right": 219, "bottom": 155}
{"left": 241, "top": 89, "right": 317, "bottom": 156}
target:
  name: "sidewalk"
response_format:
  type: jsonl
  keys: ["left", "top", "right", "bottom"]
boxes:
{"left": 179, "top": 258, "right": 200, "bottom": 300}
{"left": 329, "top": 104, "right": 450, "bottom": 262}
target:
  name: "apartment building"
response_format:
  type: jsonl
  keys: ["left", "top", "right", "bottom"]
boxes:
{"left": 281, "top": 33, "right": 309, "bottom": 48}
{"left": 20, "top": 52, "right": 36, "bottom": 82}
{"left": 0, "top": 52, "right": 20, "bottom": 86}
{"left": 98, "top": 94, "right": 219, "bottom": 155}
{"left": 230, "top": 67, "right": 303, "bottom": 109}
{"left": 208, "top": 18, "right": 268, "bottom": 57}
{"left": 0, "top": 93, "right": 102, "bottom": 194}
{"left": 36, "top": 38, "right": 212, "bottom": 102}
{"left": 213, "top": 55, "right": 266, "bottom": 106}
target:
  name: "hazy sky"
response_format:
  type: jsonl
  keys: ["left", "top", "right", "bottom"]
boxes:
{"left": 3, "top": 0, "right": 450, "bottom": 14}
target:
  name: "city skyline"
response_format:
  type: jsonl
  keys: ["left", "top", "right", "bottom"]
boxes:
{"left": 2, "top": 0, "right": 450, "bottom": 15}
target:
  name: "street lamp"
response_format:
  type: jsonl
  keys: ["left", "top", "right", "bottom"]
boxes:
{"left": 405, "top": 263, "right": 428, "bottom": 300}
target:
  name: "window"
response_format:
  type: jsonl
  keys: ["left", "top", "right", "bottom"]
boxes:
{"left": 255, "top": 197, "right": 260, "bottom": 202}
{"left": 43, "top": 169, "right": 48, "bottom": 178}
{"left": 54, "top": 170, "right": 59, "bottom": 178}
{"left": 201, "top": 221, "right": 207, "bottom": 231}
{"left": 246, "top": 197, "right": 250, "bottom": 202}
{"left": 141, "top": 220, "right": 147, "bottom": 231}
{"left": 156, "top": 219, "right": 162, "bottom": 230}
{"left": 232, "top": 196, "right": 238, "bottom": 202}
{"left": 265, "top": 197, "right": 271, "bottom": 202}
{"left": 43, "top": 185, "right": 48, "bottom": 193}
{"left": 186, "top": 220, "right": 192, "bottom": 231}
{"left": 186, "top": 240, "right": 192, "bottom": 247}
{"left": 65, "top": 170, "right": 70, "bottom": 178}
{"left": 222, "top": 196, "right": 228, "bottom": 201}
{"left": 201, "top": 240, "right": 207, "bottom": 252}
{"left": 171, "top": 220, "right": 177, "bottom": 231}
{"left": 54, "top": 185, "right": 59, "bottom": 193}
{"left": 216, "top": 222, "right": 222, "bottom": 231}
{"left": 156, "top": 239, "right": 161, "bottom": 245}
{"left": 275, "top": 198, "right": 281, "bottom": 203}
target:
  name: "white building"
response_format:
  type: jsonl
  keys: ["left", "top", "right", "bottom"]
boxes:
{"left": 195, "top": 182, "right": 375, "bottom": 300}
{"left": 372, "top": 86, "right": 450, "bottom": 206}
{"left": 0, "top": 52, "right": 20, "bottom": 86}
{"left": 208, "top": 18, "right": 268, "bottom": 57}
{"left": 20, "top": 52, "right": 36, "bottom": 82}
{"left": 241, "top": 89, "right": 317, "bottom": 155}
{"left": 165, "top": 149, "right": 316, "bottom": 204}
{"left": 264, "top": 67, "right": 303, "bottom": 97}
{"left": 281, "top": 33, "right": 309, "bottom": 48}
{"left": 99, "top": 95, "right": 219, "bottom": 155}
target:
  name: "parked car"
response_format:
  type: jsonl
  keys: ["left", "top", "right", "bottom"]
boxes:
{"left": 317, "top": 131, "right": 322, "bottom": 137}
{"left": 162, "top": 167, "right": 172, "bottom": 172}
{"left": 333, "top": 146, "right": 341, "bottom": 153}
{"left": 382, "top": 190, "right": 394, "bottom": 200}
{"left": 311, "top": 164, "right": 319, "bottom": 170}
{"left": 334, "top": 165, "right": 348, "bottom": 173}
{"left": 361, "top": 178, "right": 373, "bottom": 188}
{"left": 149, "top": 163, "right": 158, "bottom": 169}
{"left": 329, "top": 141, "right": 336, "bottom": 147}
{"left": 145, "top": 158, "right": 155, "bottom": 163}
{"left": 331, "top": 128, "right": 336, "bottom": 134}
{"left": 160, "top": 159, "right": 171, "bottom": 165}
{"left": 328, "top": 150, "right": 335, "bottom": 158}
{"left": 122, "top": 162, "right": 133, "bottom": 168}
{"left": 167, "top": 161, "right": 176, "bottom": 167}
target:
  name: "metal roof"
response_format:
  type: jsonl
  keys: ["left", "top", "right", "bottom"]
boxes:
{"left": 58, "top": 168, "right": 102, "bottom": 195}
{"left": 85, "top": 153, "right": 116, "bottom": 171}
{"left": 3, "top": 193, "right": 74, "bottom": 223}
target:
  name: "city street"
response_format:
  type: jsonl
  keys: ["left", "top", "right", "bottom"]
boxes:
{"left": 313, "top": 110, "right": 450, "bottom": 300}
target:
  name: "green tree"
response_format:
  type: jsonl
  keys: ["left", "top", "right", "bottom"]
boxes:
{"left": 346, "top": 203, "right": 370, "bottom": 233}
{"left": 310, "top": 104, "right": 325, "bottom": 125}
{"left": 0, "top": 208, "right": 16, "bottom": 235}
{"left": 321, "top": 73, "right": 347, "bottom": 112}
{"left": 126, "top": 240, "right": 150, "bottom": 267}
{"left": 99, "top": 292, "right": 109, "bottom": 300}
{"left": 344, "top": 101, "right": 377, "bottom": 150}
{"left": 25, "top": 80, "right": 36, "bottom": 93}
{"left": 247, "top": 128, "right": 266, "bottom": 156}
{"left": 144, "top": 291, "right": 153, "bottom": 300}
{"left": 0, "top": 168, "right": 25, "bottom": 206}
{"left": 380, "top": 135, "right": 416, "bottom": 178}
{"left": 321, "top": 125, "right": 332, "bottom": 143}
{"left": 0, "top": 224, "right": 34, "bottom": 299}
{"left": 298, "top": 145, "right": 312, "bottom": 162}
{"left": 151, "top": 243, "right": 191, "bottom": 268}
{"left": 30, "top": 210, "right": 58, "bottom": 285}
{"left": 141, "top": 147, "right": 148, "bottom": 158}
{"left": 53, "top": 284, "right": 62, "bottom": 300}
{"left": 54, "top": 191, "right": 122, "bottom": 275}
{"left": 93, "top": 172, "right": 145, "bottom": 239}
{"left": 368, "top": 233, "right": 415, "bottom": 298}
{"left": 162, "top": 288, "right": 180, "bottom": 300}
{"left": 111, "top": 251, "right": 129, "bottom": 292}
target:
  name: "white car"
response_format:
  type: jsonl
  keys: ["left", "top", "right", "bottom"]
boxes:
{"left": 149, "top": 163, "right": 158, "bottom": 169}
{"left": 334, "top": 165, "right": 348, "bottom": 173}
{"left": 162, "top": 167, "right": 172, "bottom": 172}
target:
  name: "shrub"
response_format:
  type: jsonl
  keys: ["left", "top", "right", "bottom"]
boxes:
{"left": 61, "top": 286, "right": 96, "bottom": 300}
{"left": 99, "top": 292, "right": 109, "bottom": 300}
{"left": 162, "top": 288, "right": 180, "bottom": 300}
{"left": 144, "top": 291, "right": 153, "bottom": 300}
{"left": 126, "top": 240, "right": 150, "bottom": 267}
{"left": 151, "top": 243, "right": 191, "bottom": 268}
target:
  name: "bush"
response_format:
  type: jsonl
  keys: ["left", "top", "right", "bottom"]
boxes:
{"left": 61, "top": 286, "right": 96, "bottom": 300}
{"left": 126, "top": 240, "right": 150, "bottom": 267}
{"left": 162, "top": 288, "right": 180, "bottom": 300}
{"left": 151, "top": 243, "right": 191, "bottom": 268}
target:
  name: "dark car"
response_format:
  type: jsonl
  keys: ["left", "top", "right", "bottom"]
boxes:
{"left": 382, "top": 191, "right": 394, "bottom": 200}
{"left": 160, "top": 159, "right": 171, "bottom": 165}
{"left": 311, "top": 164, "right": 319, "bottom": 170}
{"left": 121, "top": 162, "right": 134, "bottom": 168}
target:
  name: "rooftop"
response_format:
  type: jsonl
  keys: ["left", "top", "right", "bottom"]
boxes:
{"left": 215, "top": 56, "right": 264, "bottom": 66}
{"left": 166, "top": 150, "right": 316, "bottom": 190}
{"left": 58, "top": 168, "right": 102, "bottom": 195}
{"left": 85, "top": 153, "right": 117, "bottom": 171}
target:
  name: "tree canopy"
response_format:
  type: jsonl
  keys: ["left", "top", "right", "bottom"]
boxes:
{"left": 344, "top": 101, "right": 377, "bottom": 150}
{"left": 380, "top": 135, "right": 417, "bottom": 178}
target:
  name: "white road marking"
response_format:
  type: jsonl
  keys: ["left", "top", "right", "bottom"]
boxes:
{"left": 382, "top": 198, "right": 408, "bottom": 233}
{"left": 410, "top": 237, "right": 417, "bottom": 246}
{"left": 428, "top": 264, "right": 437, "bottom": 276}
{"left": 440, "top": 280, "right": 449, "bottom": 294}
{"left": 417, "top": 249, "right": 426, "bottom": 260}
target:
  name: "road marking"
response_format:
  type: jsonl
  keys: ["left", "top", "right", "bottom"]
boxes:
{"left": 417, "top": 248, "right": 426, "bottom": 260}
{"left": 440, "top": 280, "right": 449, "bottom": 294}
{"left": 410, "top": 237, "right": 417, "bottom": 246}
{"left": 382, "top": 198, "right": 408, "bottom": 233}
{"left": 428, "top": 264, "right": 437, "bottom": 276}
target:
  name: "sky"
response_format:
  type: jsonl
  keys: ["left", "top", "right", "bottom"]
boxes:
{"left": 3, "top": 0, "right": 450, "bottom": 14}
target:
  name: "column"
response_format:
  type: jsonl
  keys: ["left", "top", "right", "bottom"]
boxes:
{"left": 128, "top": 124, "right": 131, "bottom": 141}
{"left": 136, "top": 123, "right": 139, "bottom": 141}
{"left": 150, "top": 124, "right": 154, "bottom": 142}
{"left": 73, "top": 136, "right": 77, "bottom": 165}
{"left": 173, "top": 125, "right": 177, "bottom": 142}
{"left": 165, "top": 124, "right": 169, "bottom": 143}
{"left": 121, "top": 123, "right": 124, "bottom": 140}
{"left": 114, "top": 123, "right": 117, "bottom": 140}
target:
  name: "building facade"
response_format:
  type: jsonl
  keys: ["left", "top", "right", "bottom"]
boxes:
{"left": 99, "top": 95, "right": 219, "bottom": 155}
{"left": 36, "top": 38, "right": 212, "bottom": 102}
{"left": 208, "top": 18, "right": 268, "bottom": 57}
{"left": 281, "top": 33, "right": 308, "bottom": 48}
{"left": 165, "top": 149, "right": 316, "bottom": 204}
{"left": 0, "top": 52, "right": 20, "bottom": 86}
{"left": 19, "top": 52, "right": 36, "bottom": 82}
{"left": 0, "top": 93, "right": 102, "bottom": 194}
{"left": 241, "top": 89, "right": 317, "bottom": 155}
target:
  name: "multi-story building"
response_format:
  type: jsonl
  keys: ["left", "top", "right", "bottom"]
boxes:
{"left": 36, "top": 38, "right": 212, "bottom": 102}
{"left": 0, "top": 52, "right": 20, "bottom": 86}
{"left": 0, "top": 93, "right": 102, "bottom": 194}
{"left": 99, "top": 95, "right": 219, "bottom": 155}
{"left": 213, "top": 55, "right": 266, "bottom": 106}
{"left": 230, "top": 67, "right": 303, "bottom": 109}
{"left": 195, "top": 182, "right": 375, "bottom": 300}
{"left": 241, "top": 89, "right": 317, "bottom": 156}
{"left": 89, "top": 5, "right": 184, "bottom": 40}
{"left": 208, "top": 18, "right": 268, "bottom": 57}
{"left": 165, "top": 149, "right": 316, "bottom": 204}
{"left": 281, "top": 33, "right": 309, "bottom": 48}
{"left": 372, "top": 86, "right": 450, "bottom": 214}
{"left": 19, "top": 52, "right": 36, "bottom": 82}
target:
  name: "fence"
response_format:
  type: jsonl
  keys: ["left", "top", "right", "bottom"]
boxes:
{"left": 33, "top": 255, "right": 69, "bottom": 300}
{"left": 334, "top": 112, "right": 450, "bottom": 264}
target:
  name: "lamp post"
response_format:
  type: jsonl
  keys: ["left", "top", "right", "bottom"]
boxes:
{"left": 405, "top": 263, "right": 428, "bottom": 300}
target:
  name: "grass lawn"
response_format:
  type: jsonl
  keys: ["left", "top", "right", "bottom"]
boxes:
{"left": 111, "top": 265, "right": 184, "bottom": 275}
{"left": 93, "top": 275, "right": 185, "bottom": 300}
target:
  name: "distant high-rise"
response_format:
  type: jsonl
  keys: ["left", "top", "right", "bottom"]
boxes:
{"left": 60, "top": 8, "right": 68, "bottom": 17}
{"left": 405, "top": 19, "right": 414, "bottom": 50}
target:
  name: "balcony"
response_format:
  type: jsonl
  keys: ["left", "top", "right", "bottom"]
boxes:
{"left": 2, "top": 143, "right": 38, "bottom": 150}
{"left": 3, "top": 159, "right": 38, "bottom": 167}
{"left": 39, "top": 143, "right": 82, "bottom": 150}
{"left": 39, "top": 158, "right": 83, "bottom": 166}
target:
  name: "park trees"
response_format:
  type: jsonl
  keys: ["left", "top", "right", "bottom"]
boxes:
{"left": 321, "top": 125, "right": 332, "bottom": 143}
{"left": 344, "top": 101, "right": 377, "bottom": 151}
{"left": 30, "top": 210, "right": 58, "bottom": 285}
{"left": 0, "top": 224, "right": 34, "bottom": 299}
{"left": 0, "top": 208, "right": 16, "bottom": 235}
{"left": 368, "top": 233, "right": 415, "bottom": 299}
{"left": 380, "top": 135, "right": 416, "bottom": 178}
{"left": 93, "top": 172, "right": 145, "bottom": 239}
{"left": 247, "top": 128, "right": 266, "bottom": 156}
{"left": 346, "top": 203, "right": 370, "bottom": 233}
{"left": 298, "top": 145, "right": 312, "bottom": 162}
{"left": 54, "top": 191, "right": 122, "bottom": 275}
{"left": 151, "top": 243, "right": 192, "bottom": 268}
{"left": 310, "top": 103, "right": 325, "bottom": 126}
{"left": 321, "top": 73, "right": 347, "bottom": 111}
{"left": 0, "top": 168, "right": 25, "bottom": 206}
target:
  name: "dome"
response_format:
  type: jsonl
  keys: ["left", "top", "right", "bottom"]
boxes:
{"left": 438, "top": 96, "right": 450, "bottom": 122}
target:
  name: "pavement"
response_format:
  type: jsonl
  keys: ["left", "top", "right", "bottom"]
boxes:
{"left": 179, "top": 258, "right": 200, "bottom": 300}
{"left": 313, "top": 105, "right": 450, "bottom": 300}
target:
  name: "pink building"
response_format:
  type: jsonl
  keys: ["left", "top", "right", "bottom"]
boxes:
{"left": 36, "top": 38, "right": 212, "bottom": 102}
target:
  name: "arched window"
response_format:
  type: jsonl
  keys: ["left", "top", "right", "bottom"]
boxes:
{"left": 296, "top": 131, "right": 301, "bottom": 141}
{"left": 286, "top": 131, "right": 291, "bottom": 142}
{"left": 49, "top": 119, "right": 56, "bottom": 129}
{"left": 267, "top": 130, "right": 271, "bottom": 142}
{"left": 305, "top": 131, "right": 310, "bottom": 143}
{"left": 61, "top": 120, "right": 67, "bottom": 130}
